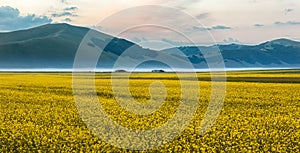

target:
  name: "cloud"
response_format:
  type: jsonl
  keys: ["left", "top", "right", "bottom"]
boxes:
{"left": 51, "top": 6, "right": 79, "bottom": 21}
{"left": 254, "top": 24, "right": 264, "bottom": 27}
{"left": 195, "top": 13, "right": 209, "bottom": 20}
{"left": 60, "top": 0, "right": 68, "bottom": 4}
{"left": 223, "top": 38, "right": 241, "bottom": 44}
{"left": 211, "top": 25, "right": 232, "bottom": 30}
{"left": 64, "top": 18, "right": 72, "bottom": 22}
{"left": 160, "top": 0, "right": 202, "bottom": 10}
{"left": 193, "top": 25, "right": 232, "bottom": 31}
{"left": 185, "top": 0, "right": 201, "bottom": 4}
{"left": 160, "top": 38, "right": 215, "bottom": 47}
{"left": 64, "top": 7, "right": 78, "bottom": 11}
{"left": 275, "top": 21, "right": 300, "bottom": 26}
{"left": 51, "top": 12, "right": 78, "bottom": 17}
{"left": 167, "top": 0, "right": 202, "bottom": 5}
{"left": 192, "top": 26, "right": 207, "bottom": 31}
{"left": 0, "top": 6, "right": 52, "bottom": 31}
{"left": 274, "top": 21, "right": 283, "bottom": 25}
{"left": 285, "top": 8, "right": 294, "bottom": 14}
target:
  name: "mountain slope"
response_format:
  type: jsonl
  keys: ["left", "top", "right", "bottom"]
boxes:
{"left": 0, "top": 23, "right": 89, "bottom": 68}
{"left": 0, "top": 23, "right": 299, "bottom": 69}
{"left": 0, "top": 23, "right": 186, "bottom": 69}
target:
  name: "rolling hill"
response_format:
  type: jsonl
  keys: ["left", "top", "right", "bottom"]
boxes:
{"left": 0, "top": 23, "right": 299, "bottom": 70}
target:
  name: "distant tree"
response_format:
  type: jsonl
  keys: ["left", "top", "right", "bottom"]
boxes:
{"left": 152, "top": 70, "right": 165, "bottom": 73}
{"left": 115, "top": 69, "right": 127, "bottom": 72}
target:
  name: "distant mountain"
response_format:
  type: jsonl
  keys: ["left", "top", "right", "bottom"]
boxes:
{"left": 0, "top": 23, "right": 299, "bottom": 70}
{"left": 162, "top": 38, "right": 300, "bottom": 68}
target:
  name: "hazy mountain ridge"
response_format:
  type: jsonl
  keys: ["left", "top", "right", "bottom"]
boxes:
{"left": 163, "top": 38, "right": 300, "bottom": 68}
{"left": 0, "top": 23, "right": 299, "bottom": 69}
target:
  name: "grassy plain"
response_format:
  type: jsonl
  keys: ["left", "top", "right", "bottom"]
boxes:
{"left": 0, "top": 70, "right": 299, "bottom": 152}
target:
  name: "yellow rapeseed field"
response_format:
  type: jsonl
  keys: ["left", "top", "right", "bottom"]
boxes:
{"left": 0, "top": 70, "right": 299, "bottom": 152}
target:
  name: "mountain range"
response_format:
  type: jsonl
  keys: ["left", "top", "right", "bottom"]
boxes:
{"left": 0, "top": 23, "right": 299, "bottom": 70}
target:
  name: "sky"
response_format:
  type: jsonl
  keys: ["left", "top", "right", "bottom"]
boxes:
{"left": 1, "top": 0, "right": 300, "bottom": 47}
